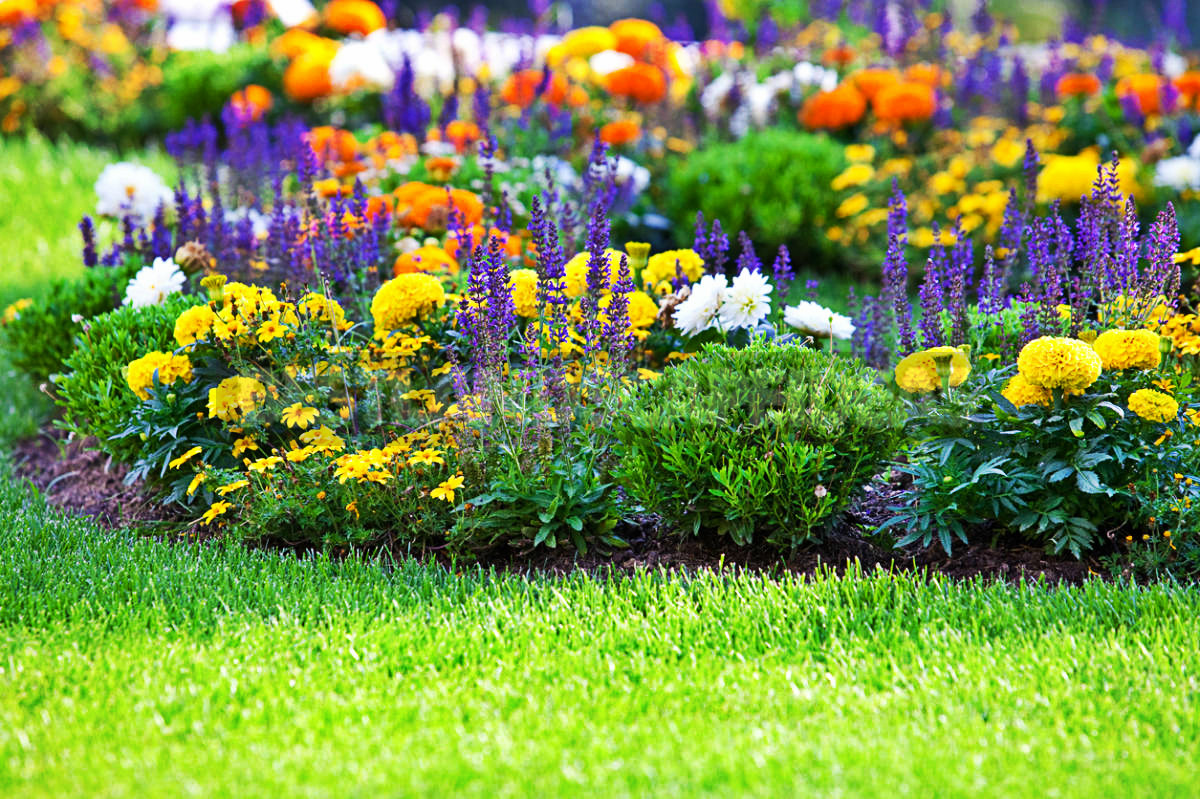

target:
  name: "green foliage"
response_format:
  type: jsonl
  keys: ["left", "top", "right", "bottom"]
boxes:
{"left": 54, "top": 294, "right": 196, "bottom": 463}
{"left": 886, "top": 368, "right": 1199, "bottom": 558}
{"left": 1, "top": 262, "right": 139, "bottom": 383}
{"left": 659, "top": 129, "right": 845, "bottom": 269}
{"left": 154, "top": 46, "right": 281, "bottom": 135}
{"left": 617, "top": 340, "right": 906, "bottom": 547}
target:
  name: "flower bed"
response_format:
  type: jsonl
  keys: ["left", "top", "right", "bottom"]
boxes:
{"left": 5, "top": 2, "right": 1200, "bottom": 581}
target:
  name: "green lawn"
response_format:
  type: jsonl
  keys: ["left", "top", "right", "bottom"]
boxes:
{"left": 1, "top": 474, "right": 1198, "bottom": 797}
{"left": 3, "top": 135, "right": 1198, "bottom": 797}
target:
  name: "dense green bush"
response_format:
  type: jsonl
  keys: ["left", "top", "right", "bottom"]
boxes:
{"left": 616, "top": 340, "right": 906, "bottom": 547}
{"left": 1, "top": 263, "right": 139, "bottom": 383}
{"left": 54, "top": 294, "right": 197, "bottom": 463}
{"left": 659, "top": 129, "right": 845, "bottom": 269}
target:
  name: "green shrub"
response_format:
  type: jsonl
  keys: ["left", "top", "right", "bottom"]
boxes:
{"left": 1, "top": 263, "right": 139, "bottom": 383}
{"left": 54, "top": 294, "right": 198, "bottom": 463}
{"left": 615, "top": 340, "right": 906, "bottom": 547}
{"left": 659, "top": 129, "right": 845, "bottom": 269}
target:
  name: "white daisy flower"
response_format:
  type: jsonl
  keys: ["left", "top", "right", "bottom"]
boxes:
{"left": 673, "top": 274, "right": 728, "bottom": 336}
{"left": 95, "top": 162, "right": 173, "bottom": 226}
{"left": 719, "top": 268, "right": 774, "bottom": 330}
{"left": 123, "top": 258, "right": 186, "bottom": 308}
{"left": 784, "top": 300, "right": 855, "bottom": 340}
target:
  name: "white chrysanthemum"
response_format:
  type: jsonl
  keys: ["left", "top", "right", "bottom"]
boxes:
{"left": 123, "top": 258, "right": 186, "bottom": 308}
{"left": 673, "top": 274, "right": 728, "bottom": 336}
{"left": 1154, "top": 155, "right": 1200, "bottom": 191}
{"left": 719, "top": 268, "right": 773, "bottom": 329}
{"left": 330, "top": 39, "right": 395, "bottom": 92}
{"left": 784, "top": 300, "right": 855, "bottom": 340}
{"left": 95, "top": 162, "right": 173, "bottom": 225}
{"left": 589, "top": 49, "right": 634, "bottom": 76}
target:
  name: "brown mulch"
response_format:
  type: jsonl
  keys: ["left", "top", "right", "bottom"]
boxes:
{"left": 9, "top": 428, "right": 1101, "bottom": 585}
{"left": 11, "top": 429, "right": 179, "bottom": 528}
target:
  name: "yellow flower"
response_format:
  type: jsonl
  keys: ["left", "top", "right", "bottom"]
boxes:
{"left": 637, "top": 368, "right": 662, "bottom": 380}
{"left": 844, "top": 144, "right": 875, "bottom": 162}
{"left": 200, "top": 501, "right": 232, "bottom": 526}
{"left": 285, "top": 446, "right": 315, "bottom": 463}
{"left": 2, "top": 298, "right": 32, "bottom": 324}
{"left": 216, "top": 480, "right": 249, "bottom": 496}
{"left": 836, "top": 193, "right": 869, "bottom": 218}
{"left": 370, "top": 273, "right": 446, "bottom": 332}
{"left": 1000, "top": 374, "right": 1052, "bottom": 408}
{"left": 207, "top": 376, "right": 267, "bottom": 422}
{"left": 281, "top": 403, "right": 319, "bottom": 429}
{"left": 894, "top": 346, "right": 972, "bottom": 394}
{"left": 232, "top": 436, "right": 260, "bottom": 457}
{"left": 1092, "top": 329, "right": 1161, "bottom": 371}
{"left": 508, "top": 268, "right": 541, "bottom": 318}
{"left": 1017, "top": 337, "right": 1102, "bottom": 391}
{"left": 126, "top": 351, "right": 194, "bottom": 400}
{"left": 831, "top": 163, "right": 874, "bottom": 190}
{"left": 407, "top": 448, "right": 445, "bottom": 467}
{"left": 187, "top": 472, "right": 208, "bottom": 496}
{"left": 1172, "top": 247, "right": 1200, "bottom": 266}
{"left": 256, "top": 319, "right": 287, "bottom": 344}
{"left": 174, "top": 304, "right": 217, "bottom": 346}
{"left": 298, "top": 292, "right": 350, "bottom": 329}
{"left": 300, "top": 425, "right": 346, "bottom": 453}
{"left": 641, "top": 249, "right": 705, "bottom": 291}
{"left": 1128, "top": 388, "right": 1179, "bottom": 423}
{"left": 1037, "top": 152, "right": 1139, "bottom": 204}
{"left": 431, "top": 473, "right": 465, "bottom": 502}
{"left": 168, "top": 446, "right": 203, "bottom": 470}
{"left": 248, "top": 455, "right": 283, "bottom": 473}
{"left": 564, "top": 250, "right": 626, "bottom": 297}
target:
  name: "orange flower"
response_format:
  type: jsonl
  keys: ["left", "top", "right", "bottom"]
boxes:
{"left": 272, "top": 29, "right": 333, "bottom": 59}
{"left": 799, "top": 84, "right": 866, "bottom": 130}
{"left": 443, "top": 120, "right": 481, "bottom": 152}
{"left": 821, "top": 45, "right": 855, "bottom": 67}
{"left": 1116, "top": 73, "right": 1166, "bottom": 115}
{"left": 365, "top": 194, "right": 395, "bottom": 220}
{"left": 307, "top": 126, "right": 359, "bottom": 163}
{"left": 230, "top": 84, "right": 272, "bottom": 121}
{"left": 872, "top": 81, "right": 937, "bottom": 124}
{"left": 444, "top": 227, "right": 527, "bottom": 262}
{"left": 609, "top": 18, "right": 664, "bottom": 60}
{"left": 604, "top": 63, "right": 667, "bottom": 104}
{"left": 1055, "top": 72, "right": 1102, "bottom": 98}
{"left": 1174, "top": 72, "right": 1200, "bottom": 109}
{"left": 903, "top": 63, "right": 943, "bottom": 88}
{"left": 284, "top": 49, "right": 335, "bottom": 102}
{"left": 426, "top": 156, "right": 459, "bottom": 180}
{"left": 599, "top": 119, "right": 640, "bottom": 146}
{"left": 394, "top": 245, "right": 458, "bottom": 276}
{"left": 501, "top": 69, "right": 569, "bottom": 107}
{"left": 850, "top": 68, "right": 899, "bottom": 101}
{"left": 0, "top": 0, "right": 35, "bottom": 26}
{"left": 397, "top": 185, "right": 485, "bottom": 231}
{"left": 323, "top": 0, "right": 385, "bottom": 36}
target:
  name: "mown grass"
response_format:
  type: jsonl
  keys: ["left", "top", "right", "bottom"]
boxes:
{"left": 1, "top": 473, "right": 1199, "bottom": 797}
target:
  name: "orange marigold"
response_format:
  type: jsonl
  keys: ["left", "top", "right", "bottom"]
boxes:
{"left": 1174, "top": 71, "right": 1200, "bottom": 109}
{"left": 1055, "top": 72, "right": 1102, "bottom": 98}
{"left": 850, "top": 68, "right": 899, "bottom": 101}
{"left": 872, "top": 81, "right": 937, "bottom": 124}
{"left": 1116, "top": 73, "right": 1166, "bottom": 115}
{"left": 500, "top": 69, "right": 569, "bottom": 107}
{"left": 903, "top": 63, "right": 943, "bottom": 87}
{"left": 443, "top": 120, "right": 481, "bottom": 152}
{"left": 394, "top": 245, "right": 458, "bottom": 276}
{"left": 599, "top": 119, "right": 640, "bottom": 146}
{"left": 284, "top": 49, "right": 335, "bottom": 102}
{"left": 799, "top": 84, "right": 867, "bottom": 130}
{"left": 609, "top": 18, "right": 664, "bottom": 60}
{"left": 230, "top": 85, "right": 272, "bottom": 121}
{"left": 604, "top": 63, "right": 667, "bottom": 104}
{"left": 323, "top": 0, "right": 385, "bottom": 36}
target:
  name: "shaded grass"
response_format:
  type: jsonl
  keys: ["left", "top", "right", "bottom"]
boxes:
{"left": 1, "top": 474, "right": 1199, "bottom": 797}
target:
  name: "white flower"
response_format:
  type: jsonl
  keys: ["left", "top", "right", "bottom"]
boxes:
{"left": 226, "top": 207, "right": 269, "bottom": 238}
{"left": 266, "top": 0, "right": 317, "bottom": 28}
{"left": 784, "top": 300, "right": 855, "bottom": 340}
{"left": 330, "top": 39, "right": 395, "bottom": 92}
{"left": 719, "top": 268, "right": 773, "bottom": 329}
{"left": 124, "top": 258, "right": 186, "bottom": 308}
{"left": 1153, "top": 155, "right": 1200, "bottom": 191}
{"left": 673, "top": 274, "right": 728, "bottom": 336}
{"left": 602, "top": 156, "right": 650, "bottom": 196}
{"left": 589, "top": 49, "right": 634, "bottom": 76}
{"left": 95, "top": 162, "right": 173, "bottom": 225}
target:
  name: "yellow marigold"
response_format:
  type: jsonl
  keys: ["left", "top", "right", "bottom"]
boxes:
{"left": 1092, "top": 328, "right": 1162, "bottom": 371}
{"left": 298, "top": 292, "right": 350, "bottom": 329}
{"left": 1128, "top": 388, "right": 1179, "bottom": 423}
{"left": 1001, "top": 374, "right": 1052, "bottom": 408}
{"left": 1037, "top": 153, "right": 1139, "bottom": 204}
{"left": 894, "top": 346, "right": 971, "bottom": 394}
{"left": 641, "top": 249, "right": 704, "bottom": 290}
{"left": 2, "top": 298, "right": 31, "bottom": 324}
{"left": 836, "top": 193, "right": 869, "bottom": 218}
{"left": 174, "top": 304, "right": 217, "bottom": 347}
{"left": 508, "top": 268, "right": 540, "bottom": 318}
{"left": 126, "top": 351, "right": 194, "bottom": 400}
{"left": 370, "top": 273, "right": 446, "bottom": 332}
{"left": 1016, "top": 336, "right": 1102, "bottom": 391}
{"left": 831, "top": 163, "right": 874, "bottom": 190}
{"left": 207, "top": 376, "right": 267, "bottom": 422}
{"left": 564, "top": 249, "right": 625, "bottom": 297}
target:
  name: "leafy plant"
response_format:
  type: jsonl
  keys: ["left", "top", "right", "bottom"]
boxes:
{"left": 616, "top": 339, "right": 906, "bottom": 548}
{"left": 54, "top": 294, "right": 197, "bottom": 462}
{"left": 659, "top": 129, "right": 845, "bottom": 269}
{"left": 1, "top": 262, "right": 140, "bottom": 383}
